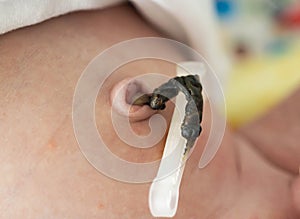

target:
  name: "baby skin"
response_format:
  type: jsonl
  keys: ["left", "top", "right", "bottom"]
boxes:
{"left": 0, "top": 4, "right": 299, "bottom": 218}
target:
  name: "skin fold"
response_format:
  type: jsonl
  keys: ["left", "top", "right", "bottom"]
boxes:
{"left": 239, "top": 87, "right": 300, "bottom": 174}
{"left": 0, "top": 3, "right": 299, "bottom": 218}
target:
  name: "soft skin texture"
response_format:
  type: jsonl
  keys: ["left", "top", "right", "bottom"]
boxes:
{"left": 0, "top": 4, "right": 299, "bottom": 218}
{"left": 239, "top": 87, "right": 300, "bottom": 174}
{"left": 292, "top": 176, "right": 300, "bottom": 213}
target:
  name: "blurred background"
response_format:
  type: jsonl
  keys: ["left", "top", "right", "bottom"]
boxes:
{"left": 2, "top": 0, "right": 298, "bottom": 129}
{"left": 214, "top": 0, "right": 300, "bottom": 128}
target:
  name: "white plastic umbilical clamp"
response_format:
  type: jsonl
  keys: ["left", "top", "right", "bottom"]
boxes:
{"left": 148, "top": 62, "right": 205, "bottom": 217}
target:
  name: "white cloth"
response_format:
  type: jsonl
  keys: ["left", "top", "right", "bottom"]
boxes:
{"left": 0, "top": 0, "right": 229, "bottom": 85}
{"left": 0, "top": 0, "right": 124, "bottom": 34}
